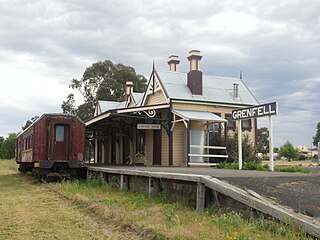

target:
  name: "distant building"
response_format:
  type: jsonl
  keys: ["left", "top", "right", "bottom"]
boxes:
{"left": 296, "top": 145, "right": 318, "bottom": 158}
{"left": 86, "top": 50, "right": 259, "bottom": 166}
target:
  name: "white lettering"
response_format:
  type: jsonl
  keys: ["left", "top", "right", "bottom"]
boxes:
{"left": 232, "top": 111, "right": 238, "bottom": 120}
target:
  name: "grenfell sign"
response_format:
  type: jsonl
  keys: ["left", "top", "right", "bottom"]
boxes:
{"left": 232, "top": 102, "right": 277, "bottom": 120}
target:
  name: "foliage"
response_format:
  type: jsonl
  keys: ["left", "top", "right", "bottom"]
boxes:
{"left": 22, "top": 116, "right": 39, "bottom": 130}
{"left": 0, "top": 133, "right": 16, "bottom": 159}
{"left": 279, "top": 141, "right": 299, "bottom": 160}
{"left": 275, "top": 166, "right": 311, "bottom": 173}
{"left": 216, "top": 162, "right": 239, "bottom": 169}
{"left": 55, "top": 179, "right": 310, "bottom": 239}
{"left": 257, "top": 127, "right": 269, "bottom": 154}
{"left": 217, "top": 162, "right": 270, "bottom": 171}
{"left": 274, "top": 147, "right": 279, "bottom": 153}
{"left": 0, "top": 161, "right": 311, "bottom": 239}
{"left": 226, "top": 132, "right": 257, "bottom": 163}
{"left": 61, "top": 93, "right": 77, "bottom": 115}
{"left": 312, "top": 122, "right": 320, "bottom": 147}
{"left": 62, "top": 60, "right": 147, "bottom": 121}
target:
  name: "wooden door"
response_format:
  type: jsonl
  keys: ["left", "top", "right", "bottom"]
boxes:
{"left": 153, "top": 130, "right": 162, "bottom": 165}
{"left": 53, "top": 124, "right": 69, "bottom": 160}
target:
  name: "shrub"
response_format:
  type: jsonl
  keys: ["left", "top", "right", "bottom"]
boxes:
{"left": 275, "top": 166, "right": 311, "bottom": 173}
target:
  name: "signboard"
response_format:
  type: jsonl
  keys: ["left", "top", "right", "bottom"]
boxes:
{"left": 232, "top": 102, "right": 277, "bottom": 120}
{"left": 137, "top": 124, "right": 161, "bottom": 130}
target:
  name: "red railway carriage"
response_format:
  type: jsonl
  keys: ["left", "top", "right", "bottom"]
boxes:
{"left": 16, "top": 114, "right": 85, "bottom": 178}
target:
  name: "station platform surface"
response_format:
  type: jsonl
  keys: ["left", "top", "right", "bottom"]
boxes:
{"left": 86, "top": 164, "right": 320, "bottom": 219}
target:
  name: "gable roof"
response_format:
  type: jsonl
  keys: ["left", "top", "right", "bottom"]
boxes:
{"left": 95, "top": 92, "right": 144, "bottom": 116}
{"left": 154, "top": 70, "right": 259, "bottom": 106}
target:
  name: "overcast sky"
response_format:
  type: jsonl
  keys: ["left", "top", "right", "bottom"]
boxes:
{"left": 1, "top": 0, "right": 320, "bottom": 147}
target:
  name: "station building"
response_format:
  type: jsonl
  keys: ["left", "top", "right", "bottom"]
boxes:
{"left": 86, "top": 50, "right": 259, "bottom": 166}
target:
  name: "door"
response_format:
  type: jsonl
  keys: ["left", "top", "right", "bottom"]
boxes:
{"left": 153, "top": 129, "right": 162, "bottom": 165}
{"left": 53, "top": 124, "right": 69, "bottom": 160}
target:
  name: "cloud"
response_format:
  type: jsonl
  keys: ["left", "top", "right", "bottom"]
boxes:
{"left": 0, "top": 0, "right": 320, "bottom": 147}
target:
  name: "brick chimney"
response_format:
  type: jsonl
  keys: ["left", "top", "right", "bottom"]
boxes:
{"left": 187, "top": 50, "right": 203, "bottom": 95}
{"left": 167, "top": 55, "right": 180, "bottom": 71}
{"left": 124, "top": 81, "right": 134, "bottom": 100}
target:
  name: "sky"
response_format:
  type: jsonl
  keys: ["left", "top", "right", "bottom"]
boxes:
{"left": 1, "top": 0, "right": 320, "bottom": 148}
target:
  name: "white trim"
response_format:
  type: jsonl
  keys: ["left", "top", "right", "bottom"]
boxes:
{"left": 117, "top": 104, "right": 170, "bottom": 114}
{"left": 142, "top": 70, "right": 170, "bottom": 106}
{"left": 86, "top": 112, "right": 111, "bottom": 126}
{"left": 86, "top": 104, "right": 170, "bottom": 126}
{"left": 171, "top": 99, "right": 255, "bottom": 109}
{"left": 190, "top": 145, "right": 226, "bottom": 150}
{"left": 188, "top": 153, "right": 228, "bottom": 158}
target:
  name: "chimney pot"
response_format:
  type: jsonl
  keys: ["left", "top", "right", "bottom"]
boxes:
{"left": 167, "top": 55, "right": 180, "bottom": 71}
{"left": 124, "top": 81, "right": 134, "bottom": 100}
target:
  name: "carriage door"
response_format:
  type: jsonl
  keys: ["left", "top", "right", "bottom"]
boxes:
{"left": 53, "top": 124, "right": 70, "bottom": 160}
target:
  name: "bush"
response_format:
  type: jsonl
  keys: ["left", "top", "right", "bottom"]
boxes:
{"left": 217, "top": 161, "right": 270, "bottom": 171}
{"left": 226, "top": 132, "right": 257, "bottom": 163}
{"left": 243, "top": 162, "right": 270, "bottom": 171}
{"left": 275, "top": 166, "right": 311, "bottom": 173}
{"left": 298, "top": 154, "right": 306, "bottom": 160}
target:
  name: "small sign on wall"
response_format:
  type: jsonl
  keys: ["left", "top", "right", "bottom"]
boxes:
{"left": 137, "top": 124, "right": 161, "bottom": 130}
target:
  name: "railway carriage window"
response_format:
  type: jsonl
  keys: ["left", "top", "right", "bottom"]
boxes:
{"left": 55, "top": 125, "right": 65, "bottom": 142}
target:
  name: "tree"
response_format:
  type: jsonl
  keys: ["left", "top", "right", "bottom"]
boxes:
{"left": 22, "top": 116, "right": 39, "bottom": 130}
{"left": 61, "top": 93, "right": 77, "bottom": 115}
{"left": 257, "top": 127, "right": 269, "bottom": 154}
{"left": 226, "top": 132, "right": 257, "bottom": 163}
{"left": 313, "top": 122, "right": 320, "bottom": 147}
{"left": 63, "top": 60, "right": 147, "bottom": 121}
{"left": 278, "top": 140, "right": 299, "bottom": 160}
{"left": 0, "top": 133, "right": 17, "bottom": 159}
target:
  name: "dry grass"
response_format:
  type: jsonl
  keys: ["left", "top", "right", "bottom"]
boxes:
{"left": 263, "top": 159, "right": 318, "bottom": 167}
{"left": 0, "top": 160, "right": 312, "bottom": 240}
{"left": 0, "top": 160, "right": 144, "bottom": 240}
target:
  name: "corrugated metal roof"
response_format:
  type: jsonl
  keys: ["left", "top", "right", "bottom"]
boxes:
{"left": 173, "top": 110, "right": 227, "bottom": 122}
{"left": 132, "top": 93, "right": 144, "bottom": 106}
{"left": 98, "top": 101, "right": 121, "bottom": 112}
{"left": 156, "top": 70, "right": 259, "bottom": 106}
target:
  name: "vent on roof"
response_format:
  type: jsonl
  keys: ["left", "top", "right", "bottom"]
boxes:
{"left": 167, "top": 55, "right": 180, "bottom": 71}
{"left": 187, "top": 50, "right": 203, "bottom": 95}
{"left": 233, "top": 83, "right": 239, "bottom": 99}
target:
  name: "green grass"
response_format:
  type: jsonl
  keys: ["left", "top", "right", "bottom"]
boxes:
{"left": 54, "top": 177, "right": 311, "bottom": 240}
{"left": 217, "top": 161, "right": 312, "bottom": 173}
{"left": 0, "top": 160, "right": 313, "bottom": 239}
{"left": 275, "top": 166, "right": 311, "bottom": 173}
{"left": 217, "top": 161, "right": 270, "bottom": 171}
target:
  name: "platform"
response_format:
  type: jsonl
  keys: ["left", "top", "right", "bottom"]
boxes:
{"left": 85, "top": 164, "right": 320, "bottom": 237}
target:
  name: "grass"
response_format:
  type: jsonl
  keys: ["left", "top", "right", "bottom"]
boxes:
{"left": 217, "top": 161, "right": 312, "bottom": 173}
{"left": 217, "top": 161, "right": 270, "bottom": 171}
{"left": 0, "top": 159, "right": 313, "bottom": 239}
{"left": 275, "top": 166, "right": 311, "bottom": 173}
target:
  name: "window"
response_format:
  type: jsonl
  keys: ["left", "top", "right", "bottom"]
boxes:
{"left": 136, "top": 129, "right": 145, "bottom": 155}
{"left": 55, "top": 125, "right": 65, "bottom": 142}
{"left": 242, "top": 119, "right": 252, "bottom": 131}
{"left": 225, "top": 114, "right": 236, "bottom": 130}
